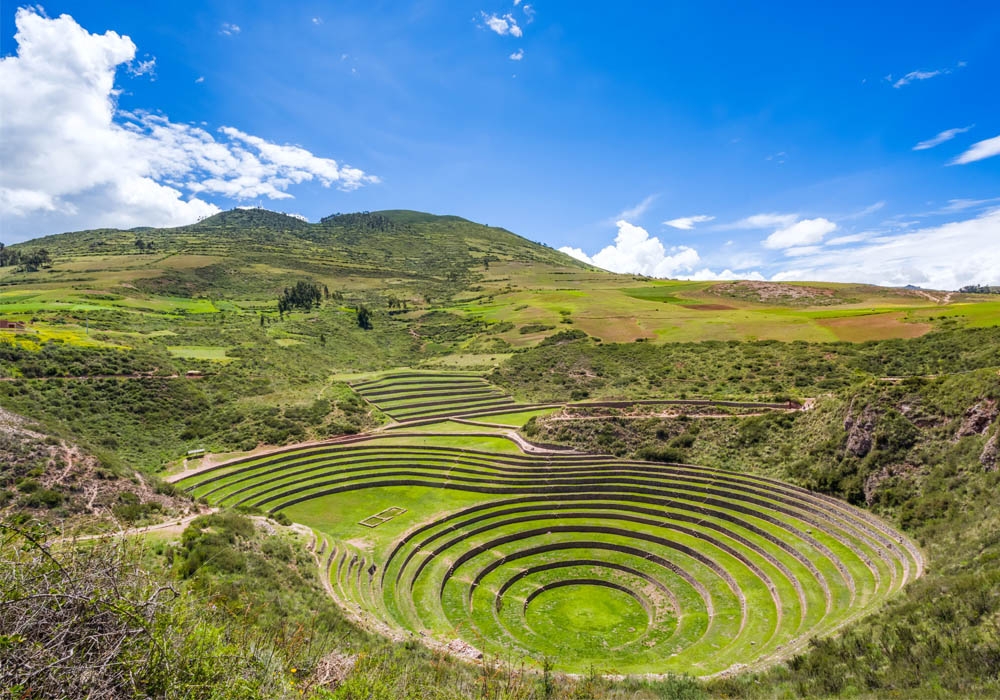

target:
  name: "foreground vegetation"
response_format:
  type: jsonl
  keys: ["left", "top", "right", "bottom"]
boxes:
{"left": 2, "top": 209, "right": 1000, "bottom": 698}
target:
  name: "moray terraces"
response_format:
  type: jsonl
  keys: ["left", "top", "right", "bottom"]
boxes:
{"left": 175, "top": 372, "right": 922, "bottom": 675}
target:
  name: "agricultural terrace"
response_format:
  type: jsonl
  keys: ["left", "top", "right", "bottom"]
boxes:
{"left": 177, "top": 375, "right": 922, "bottom": 676}
{"left": 350, "top": 372, "right": 519, "bottom": 422}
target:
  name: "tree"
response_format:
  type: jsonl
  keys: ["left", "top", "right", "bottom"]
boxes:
{"left": 277, "top": 281, "right": 323, "bottom": 314}
{"left": 356, "top": 305, "right": 373, "bottom": 330}
{"left": 17, "top": 248, "right": 51, "bottom": 272}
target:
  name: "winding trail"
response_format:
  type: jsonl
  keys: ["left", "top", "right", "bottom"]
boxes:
{"left": 52, "top": 508, "right": 216, "bottom": 545}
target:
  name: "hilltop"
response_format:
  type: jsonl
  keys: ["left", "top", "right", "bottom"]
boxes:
{"left": 5, "top": 209, "right": 586, "bottom": 300}
{"left": 4, "top": 208, "right": 999, "bottom": 351}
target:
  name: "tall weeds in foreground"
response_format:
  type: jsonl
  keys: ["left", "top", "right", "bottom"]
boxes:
{"left": 0, "top": 522, "right": 301, "bottom": 699}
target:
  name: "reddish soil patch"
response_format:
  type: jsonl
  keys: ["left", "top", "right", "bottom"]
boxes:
{"left": 819, "top": 312, "right": 932, "bottom": 341}
{"left": 710, "top": 280, "right": 842, "bottom": 305}
{"left": 681, "top": 303, "right": 736, "bottom": 311}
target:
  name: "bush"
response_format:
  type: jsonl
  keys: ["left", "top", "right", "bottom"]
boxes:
{"left": 635, "top": 445, "right": 686, "bottom": 463}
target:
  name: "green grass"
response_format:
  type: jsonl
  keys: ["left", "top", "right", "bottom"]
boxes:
{"left": 166, "top": 345, "right": 234, "bottom": 361}
{"left": 176, "top": 428, "right": 920, "bottom": 676}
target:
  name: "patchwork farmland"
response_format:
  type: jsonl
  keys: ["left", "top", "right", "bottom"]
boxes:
{"left": 176, "top": 372, "right": 923, "bottom": 676}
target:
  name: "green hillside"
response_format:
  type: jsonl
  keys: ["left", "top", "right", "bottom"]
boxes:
{"left": 2, "top": 210, "right": 1000, "bottom": 699}
{"left": 3, "top": 208, "right": 999, "bottom": 356}
{"left": 6, "top": 208, "right": 585, "bottom": 299}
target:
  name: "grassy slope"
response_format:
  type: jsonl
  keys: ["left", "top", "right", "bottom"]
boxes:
{"left": 525, "top": 371, "right": 1000, "bottom": 697}
{"left": 4, "top": 208, "right": 997, "bottom": 355}
{"left": 3, "top": 209, "right": 1000, "bottom": 696}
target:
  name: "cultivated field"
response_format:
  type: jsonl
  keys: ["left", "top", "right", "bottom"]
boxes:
{"left": 176, "top": 374, "right": 923, "bottom": 676}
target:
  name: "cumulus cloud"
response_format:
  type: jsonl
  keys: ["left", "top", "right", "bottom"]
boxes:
{"left": 561, "top": 221, "right": 769, "bottom": 281}
{"left": 0, "top": 8, "right": 377, "bottom": 241}
{"left": 689, "top": 268, "right": 765, "bottom": 281}
{"left": 480, "top": 12, "right": 522, "bottom": 37}
{"left": 509, "top": 48, "right": 524, "bottom": 61}
{"left": 664, "top": 214, "right": 714, "bottom": 230}
{"left": 559, "top": 220, "right": 700, "bottom": 277}
{"left": 763, "top": 208, "right": 1000, "bottom": 289}
{"left": 522, "top": 4, "right": 536, "bottom": 22}
{"left": 762, "top": 218, "right": 837, "bottom": 249}
{"left": 950, "top": 134, "right": 1000, "bottom": 165}
{"left": 913, "top": 125, "right": 973, "bottom": 151}
{"left": 220, "top": 22, "right": 241, "bottom": 36}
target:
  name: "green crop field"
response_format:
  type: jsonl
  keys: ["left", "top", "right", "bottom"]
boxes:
{"left": 176, "top": 374, "right": 922, "bottom": 676}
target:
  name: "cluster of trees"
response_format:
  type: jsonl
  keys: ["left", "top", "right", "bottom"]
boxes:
{"left": 0, "top": 243, "right": 51, "bottom": 272}
{"left": 959, "top": 284, "right": 1000, "bottom": 294}
{"left": 319, "top": 212, "right": 397, "bottom": 232}
{"left": 276, "top": 281, "right": 328, "bottom": 315}
{"left": 134, "top": 238, "right": 155, "bottom": 252}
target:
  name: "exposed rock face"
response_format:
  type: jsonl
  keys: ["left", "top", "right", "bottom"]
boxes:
{"left": 864, "top": 463, "right": 921, "bottom": 506}
{"left": 981, "top": 431, "right": 999, "bottom": 472}
{"left": 956, "top": 399, "right": 999, "bottom": 438}
{"left": 844, "top": 402, "right": 878, "bottom": 457}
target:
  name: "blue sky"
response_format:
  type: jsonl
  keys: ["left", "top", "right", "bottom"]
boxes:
{"left": 1, "top": 1, "right": 999, "bottom": 287}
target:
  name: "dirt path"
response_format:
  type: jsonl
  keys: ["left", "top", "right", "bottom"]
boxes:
{"left": 0, "top": 373, "right": 201, "bottom": 382}
{"left": 544, "top": 411, "right": 776, "bottom": 421}
{"left": 912, "top": 289, "right": 954, "bottom": 305}
{"left": 53, "top": 509, "right": 216, "bottom": 544}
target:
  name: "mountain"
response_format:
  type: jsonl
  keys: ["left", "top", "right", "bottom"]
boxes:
{"left": 7, "top": 208, "right": 588, "bottom": 299}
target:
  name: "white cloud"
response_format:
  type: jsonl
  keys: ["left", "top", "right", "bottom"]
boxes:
{"left": 731, "top": 213, "right": 799, "bottom": 229}
{"left": 950, "top": 134, "right": 1000, "bottom": 165}
{"left": 128, "top": 56, "right": 155, "bottom": 78}
{"left": 843, "top": 201, "right": 886, "bottom": 220}
{"left": 195, "top": 76, "right": 204, "bottom": 83}
{"left": 615, "top": 194, "right": 658, "bottom": 221}
{"left": 689, "top": 268, "right": 765, "bottom": 281}
{"left": 938, "top": 197, "right": 1000, "bottom": 213}
{"left": 892, "top": 69, "right": 943, "bottom": 88}
{"left": 220, "top": 22, "right": 241, "bottom": 36}
{"left": 727, "top": 253, "right": 764, "bottom": 270}
{"left": 559, "top": 220, "right": 700, "bottom": 277}
{"left": 771, "top": 269, "right": 807, "bottom": 282}
{"left": 560, "top": 246, "right": 591, "bottom": 263}
{"left": 783, "top": 245, "right": 824, "bottom": 257}
{"left": 826, "top": 232, "right": 871, "bottom": 246}
{"left": 480, "top": 12, "right": 522, "bottom": 37}
{"left": 913, "top": 125, "right": 973, "bottom": 150}
{"left": 561, "top": 221, "right": 770, "bottom": 281}
{"left": 523, "top": 4, "right": 536, "bottom": 22}
{"left": 664, "top": 214, "right": 714, "bottom": 230}
{"left": 763, "top": 208, "right": 1000, "bottom": 289}
{"left": 0, "top": 8, "right": 377, "bottom": 241}
{"left": 509, "top": 48, "right": 524, "bottom": 61}
{"left": 311, "top": 17, "right": 323, "bottom": 25}
{"left": 762, "top": 217, "right": 837, "bottom": 249}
